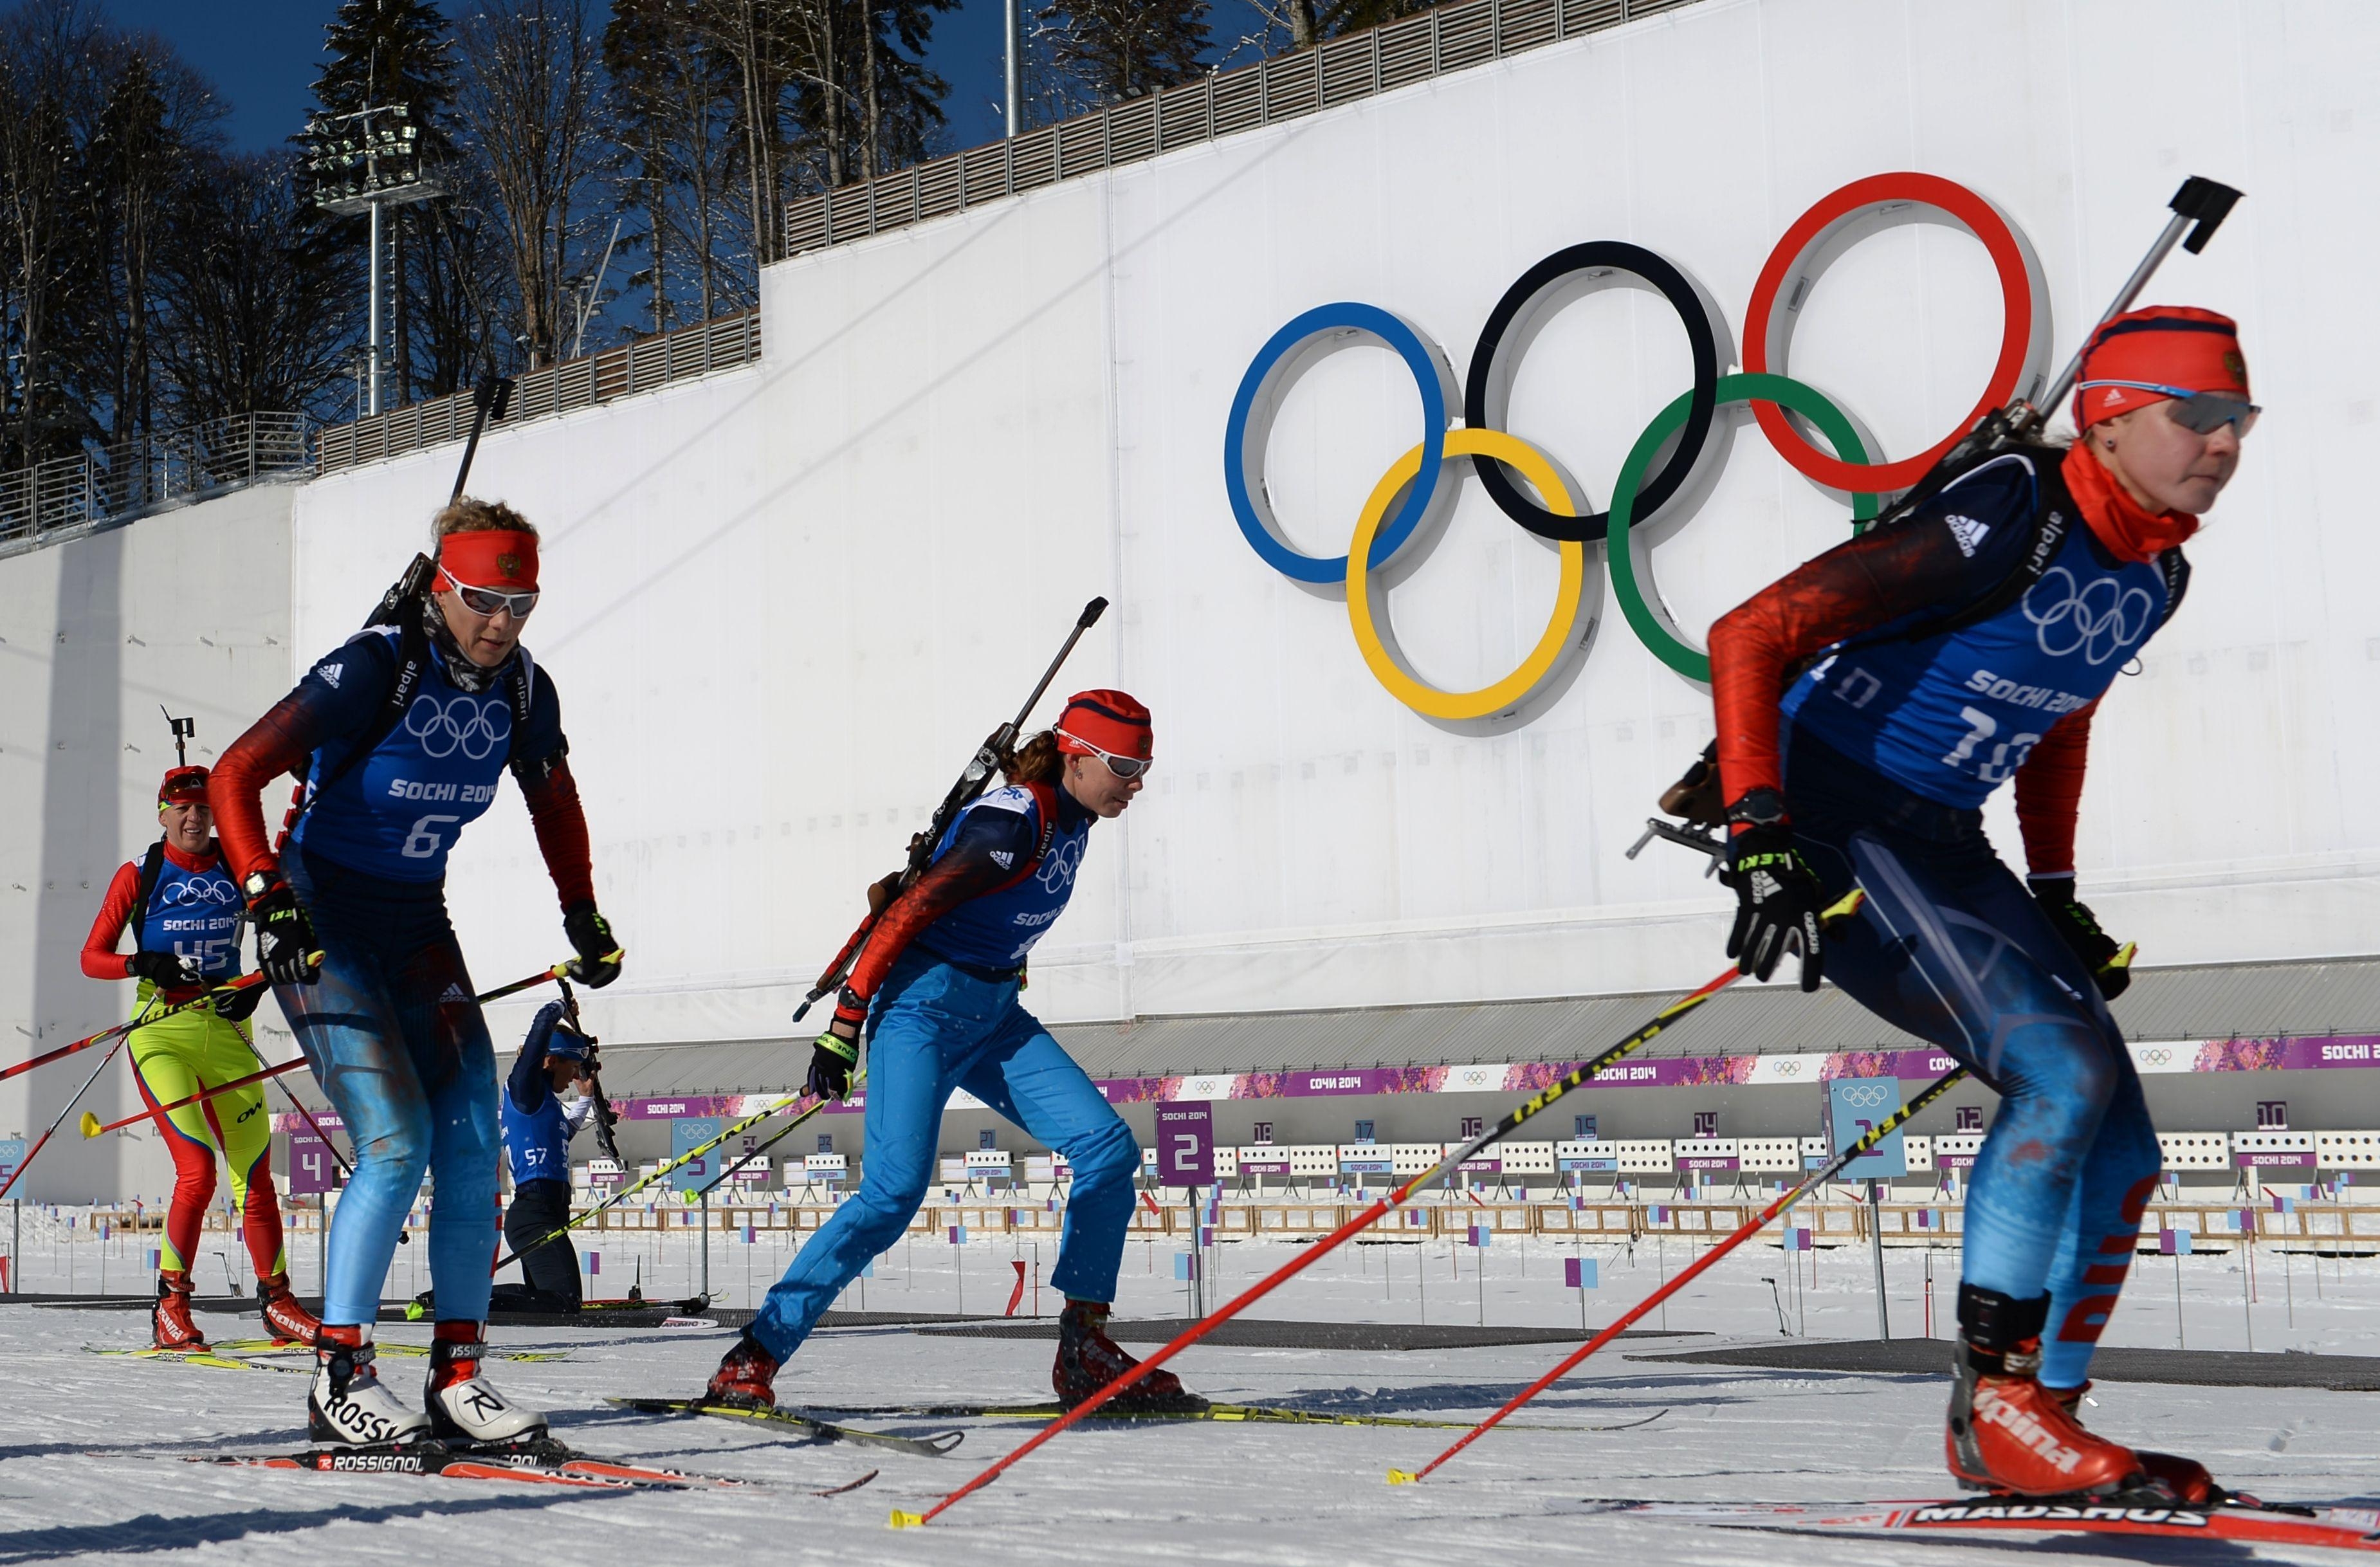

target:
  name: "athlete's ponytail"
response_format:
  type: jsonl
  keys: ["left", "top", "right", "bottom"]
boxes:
{"left": 1000, "top": 730, "right": 1063, "bottom": 785}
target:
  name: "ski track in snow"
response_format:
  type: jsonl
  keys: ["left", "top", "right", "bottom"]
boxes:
{"left": 6, "top": 1240, "right": 2379, "bottom": 1563}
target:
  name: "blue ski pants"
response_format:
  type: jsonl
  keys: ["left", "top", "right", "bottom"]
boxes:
{"left": 747, "top": 951, "right": 1140, "bottom": 1363}
{"left": 1785, "top": 728, "right": 2159, "bottom": 1388}
{"left": 277, "top": 847, "right": 500, "bottom": 1327}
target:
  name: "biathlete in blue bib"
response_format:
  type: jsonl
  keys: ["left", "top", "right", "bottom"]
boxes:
{"left": 706, "top": 690, "right": 1202, "bottom": 1412}
{"left": 1706, "top": 307, "right": 2254, "bottom": 1501}
{"left": 212, "top": 499, "right": 623, "bottom": 1447}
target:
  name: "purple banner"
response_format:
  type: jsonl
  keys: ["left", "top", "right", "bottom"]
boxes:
{"left": 1155, "top": 1101, "right": 1214, "bottom": 1184}
{"left": 1236, "top": 1154, "right": 1292, "bottom": 1175}
{"left": 2237, "top": 1151, "right": 2318, "bottom": 1168}
{"left": 1680, "top": 1155, "right": 1740, "bottom": 1172}
{"left": 626, "top": 1095, "right": 739, "bottom": 1121}
{"left": 288, "top": 1132, "right": 335, "bottom": 1196}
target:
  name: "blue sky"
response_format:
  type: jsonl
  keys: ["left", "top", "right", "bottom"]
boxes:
{"left": 113, "top": 0, "right": 1014, "bottom": 156}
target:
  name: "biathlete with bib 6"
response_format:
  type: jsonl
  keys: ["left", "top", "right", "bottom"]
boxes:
{"left": 706, "top": 692, "right": 1201, "bottom": 1413}
{"left": 81, "top": 762, "right": 319, "bottom": 1350}
{"left": 1707, "top": 307, "right": 2252, "bottom": 1499}
{"left": 210, "top": 499, "right": 623, "bottom": 1447}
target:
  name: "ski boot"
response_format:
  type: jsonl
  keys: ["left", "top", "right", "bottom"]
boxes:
{"left": 1053, "top": 1299, "right": 1207, "bottom": 1413}
{"left": 425, "top": 1321, "right": 548, "bottom": 1442}
{"left": 257, "top": 1272, "right": 321, "bottom": 1346}
{"left": 151, "top": 1270, "right": 209, "bottom": 1350}
{"left": 2049, "top": 1381, "right": 2220, "bottom": 1505}
{"left": 1946, "top": 1284, "right": 2139, "bottom": 1497}
{"left": 704, "top": 1333, "right": 780, "bottom": 1409}
{"left": 309, "top": 1324, "right": 432, "bottom": 1445}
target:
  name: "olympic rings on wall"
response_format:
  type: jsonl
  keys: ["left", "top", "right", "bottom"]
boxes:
{"left": 1346, "top": 429, "right": 1588, "bottom": 721}
{"left": 1222, "top": 171, "right": 2052, "bottom": 720}
{"left": 1225, "top": 302, "right": 1456, "bottom": 585}
{"left": 1463, "top": 241, "right": 1723, "bottom": 545}
{"left": 1743, "top": 172, "right": 2050, "bottom": 493}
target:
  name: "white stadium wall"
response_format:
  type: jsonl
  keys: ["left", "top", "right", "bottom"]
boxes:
{"left": 0, "top": 484, "right": 299, "bottom": 1199}
{"left": 279, "top": 0, "right": 2380, "bottom": 1055}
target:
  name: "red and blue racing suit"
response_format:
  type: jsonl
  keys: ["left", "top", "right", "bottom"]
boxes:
{"left": 1711, "top": 443, "right": 2180, "bottom": 1389}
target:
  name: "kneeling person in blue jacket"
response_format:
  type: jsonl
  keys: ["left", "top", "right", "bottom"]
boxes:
{"left": 495, "top": 1002, "right": 604, "bottom": 1313}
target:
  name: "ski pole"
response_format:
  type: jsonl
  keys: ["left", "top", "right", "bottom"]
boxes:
{"left": 477, "top": 954, "right": 615, "bottom": 1007}
{"left": 488, "top": 1077, "right": 852, "bottom": 1272}
{"left": 0, "top": 969, "right": 279, "bottom": 1085}
{"left": 1387, "top": 1063, "right": 1966, "bottom": 1485}
{"left": 0, "top": 1024, "right": 149, "bottom": 1203}
{"left": 795, "top": 597, "right": 1108, "bottom": 1024}
{"left": 78, "top": 1057, "right": 309, "bottom": 1139}
{"left": 888, "top": 890, "right": 1863, "bottom": 1530}
{"left": 688, "top": 1073, "right": 867, "bottom": 1202}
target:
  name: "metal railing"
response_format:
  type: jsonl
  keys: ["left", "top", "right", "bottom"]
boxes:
{"left": 316, "top": 307, "right": 764, "bottom": 476}
{"left": 786, "top": 0, "right": 1698, "bottom": 256}
{"left": 0, "top": 412, "right": 312, "bottom": 554}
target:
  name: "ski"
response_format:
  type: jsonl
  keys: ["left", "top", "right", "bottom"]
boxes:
{"left": 85, "top": 1346, "right": 307, "bottom": 1373}
{"left": 190, "top": 1435, "right": 750, "bottom": 1490}
{"left": 1554, "top": 1496, "right": 2380, "bottom": 1553}
{"left": 87, "top": 1341, "right": 571, "bottom": 1365}
{"left": 791, "top": 1399, "right": 1663, "bottom": 1434}
{"left": 606, "top": 1397, "right": 967, "bottom": 1457}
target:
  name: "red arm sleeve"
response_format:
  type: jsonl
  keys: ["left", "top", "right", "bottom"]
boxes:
{"left": 2012, "top": 699, "right": 2099, "bottom": 878}
{"left": 517, "top": 756, "right": 596, "bottom": 910}
{"left": 1707, "top": 522, "right": 1976, "bottom": 818}
{"left": 80, "top": 861, "right": 142, "bottom": 980}
{"left": 209, "top": 691, "right": 327, "bottom": 886}
{"left": 839, "top": 811, "right": 1039, "bottom": 1013}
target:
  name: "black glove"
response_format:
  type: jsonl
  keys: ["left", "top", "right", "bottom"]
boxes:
{"left": 127, "top": 951, "right": 199, "bottom": 988}
{"left": 1723, "top": 823, "right": 1829, "bottom": 992}
{"left": 248, "top": 876, "right": 318, "bottom": 986}
{"left": 2029, "top": 875, "right": 2130, "bottom": 999}
{"left": 807, "top": 1024, "right": 859, "bottom": 1102}
{"left": 563, "top": 903, "right": 623, "bottom": 989}
{"left": 212, "top": 980, "right": 266, "bottom": 1023}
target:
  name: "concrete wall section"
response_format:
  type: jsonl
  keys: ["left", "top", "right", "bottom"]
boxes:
{"left": 0, "top": 483, "right": 298, "bottom": 1200}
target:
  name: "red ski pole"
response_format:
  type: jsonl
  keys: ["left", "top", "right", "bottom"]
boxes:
{"left": 0, "top": 969, "right": 277, "bottom": 1085}
{"left": 1387, "top": 1063, "right": 1966, "bottom": 1486}
{"left": 886, "top": 894, "right": 1863, "bottom": 1530}
{"left": 78, "top": 1056, "right": 309, "bottom": 1139}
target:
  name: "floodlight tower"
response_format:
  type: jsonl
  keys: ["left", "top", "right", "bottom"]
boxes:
{"left": 305, "top": 103, "right": 441, "bottom": 417}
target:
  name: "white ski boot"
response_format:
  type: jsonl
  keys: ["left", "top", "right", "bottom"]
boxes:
{"left": 426, "top": 1323, "right": 548, "bottom": 1442}
{"left": 309, "top": 1325, "right": 432, "bottom": 1445}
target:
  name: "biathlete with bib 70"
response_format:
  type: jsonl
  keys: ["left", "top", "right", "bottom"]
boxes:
{"left": 81, "top": 762, "right": 320, "bottom": 1350}
{"left": 210, "top": 499, "right": 623, "bottom": 1447}
{"left": 1707, "top": 307, "right": 2253, "bottom": 1500}
{"left": 706, "top": 692, "right": 1202, "bottom": 1413}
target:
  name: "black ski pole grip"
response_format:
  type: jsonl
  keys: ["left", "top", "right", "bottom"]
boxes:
{"left": 2171, "top": 176, "right": 2242, "bottom": 254}
{"left": 1078, "top": 596, "right": 1108, "bottom": 628}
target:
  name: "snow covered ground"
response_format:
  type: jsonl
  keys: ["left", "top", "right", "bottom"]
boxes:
{"left": 6, "top": 1234, "right": 2380, "bottom": 1563}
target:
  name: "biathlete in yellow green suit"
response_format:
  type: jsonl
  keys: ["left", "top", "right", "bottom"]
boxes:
{"left": 82, "top": 762, "right": 320, "bottom": 1350}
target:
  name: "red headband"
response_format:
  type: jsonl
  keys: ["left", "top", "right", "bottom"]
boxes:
{"left": 435, "top": 529, "right": 539, "bottom": 592}
{"left": 1055, "top": 689, "right": 1152, "bottom": 760}
{"left": 2074, "top": 306, "right": 2248, "bottom": 430}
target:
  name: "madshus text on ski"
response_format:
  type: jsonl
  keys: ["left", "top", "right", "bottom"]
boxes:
{"left": 41, "top": 179, "right": 2319, "bottom": 1529}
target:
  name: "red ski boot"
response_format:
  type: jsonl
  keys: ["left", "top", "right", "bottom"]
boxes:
{"left": 1053, "top": 1299, "right": 1207, "bottom": 1413}
{"left": 705, "top": 1334, "right": 780, "bottom": 1409}
{"left": 151, "top": 1270, "right": 209, "bottom": 1350}
{"left": 2050, "top": 1381, "right": 2220, "bottom": 1504}
{"left": 258, "top": 1272, "right": 321, "bottom": 1346}
{"left": 1946, "top": 1285, "right": 2139, "bottom": 1497}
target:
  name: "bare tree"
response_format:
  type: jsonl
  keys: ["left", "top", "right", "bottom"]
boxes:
{"left": 452, "top": 0, "right": 608, "bottom": 368}
{"left": 0, "top": 0, "right": 98, "bottom": 466}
